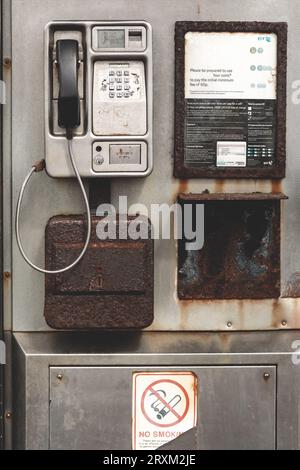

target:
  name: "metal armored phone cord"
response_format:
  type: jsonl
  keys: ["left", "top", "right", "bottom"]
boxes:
{"left": 15, "top": 137, "right": 91, "bottom": 274}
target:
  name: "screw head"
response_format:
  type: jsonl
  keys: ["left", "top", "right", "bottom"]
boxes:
{"left": 5, "top": 411, "right": 12, "bottom": 419}
{"left": 57, "top": 374, "right": 63, "bottom": 381}
{"left": 281, "top": 320, "right": 287, "bottom": 327}
{"left": 263, "top": 372, "right": 270, "bottom": 380}
{"left": 94, "top": 155, "right": 104, "bottom": 165}
{"left": 227, "top": 321, "right": 232, "bottom": 328}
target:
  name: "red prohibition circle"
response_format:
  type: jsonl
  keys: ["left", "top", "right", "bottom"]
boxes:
{"left": 141, "top": 379, "right": 189, "bottom": 428}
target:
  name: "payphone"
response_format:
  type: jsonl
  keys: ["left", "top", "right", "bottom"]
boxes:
{"left": 15, "top": 21, "right": 153, "bottom": 275}
{"left": 46, "top": 21, "right": 152, "bottom": 177}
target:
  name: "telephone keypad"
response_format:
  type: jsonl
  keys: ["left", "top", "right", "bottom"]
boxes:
{"left": 99, "top": 64, "right": 144, "bottom": 100}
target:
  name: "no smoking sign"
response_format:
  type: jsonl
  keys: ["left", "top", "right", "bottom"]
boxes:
{"left": 133, "top": 372, "right": 197, "bottom": 450}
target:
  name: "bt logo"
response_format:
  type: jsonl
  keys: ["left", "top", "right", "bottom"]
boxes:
{"left": 258, "top": 36, "right": 271, "bottom": 43}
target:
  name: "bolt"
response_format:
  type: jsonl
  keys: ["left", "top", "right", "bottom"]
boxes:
{"left": 281, "top": 320, "right": 287, "bottom": 327}
{"left": 57, "top": 374, "right": 63, "bottom": 381}
{"left": 263, "top": 372, "right": 270, "bottom": 380}
{"left": 94, "top": 155, "right": 104, "bottom": 165}
{"left": 227, "top": 321, "right": 232, "bottom": 328}
{"left": 5, "top": 411, "right": 12, "bottom": 419}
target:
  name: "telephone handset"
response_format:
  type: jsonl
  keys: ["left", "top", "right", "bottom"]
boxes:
{"left": 16, "top": 37, "right": 91, "bottom": 274}
{"left": 56, "top": 39, "right": 81, "bottom": 134}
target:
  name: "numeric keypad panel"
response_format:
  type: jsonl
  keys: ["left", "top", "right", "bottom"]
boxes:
{"left": 98, "top": 62, "right": 144, "bottom": 100}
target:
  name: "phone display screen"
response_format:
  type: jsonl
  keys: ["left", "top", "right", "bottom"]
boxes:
{"left": 97, "top": 29, "right": 125, "bottom": 48}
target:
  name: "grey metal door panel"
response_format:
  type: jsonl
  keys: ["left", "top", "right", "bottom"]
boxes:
{"left": 49, "top": 365, "right": 276, "bottom": 450}
{"left": 196, "top": 366, "right": 276, "bottom": 450}
{"left": 50, "top": 366, "right": 132, "bottom": 450}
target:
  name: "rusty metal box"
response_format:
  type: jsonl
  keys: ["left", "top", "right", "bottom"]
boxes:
{"left": 44, "top": 215, "right": 154, "bottom": 329}
{"left": 178, "top": 193, "right": 287, "bottom": 300}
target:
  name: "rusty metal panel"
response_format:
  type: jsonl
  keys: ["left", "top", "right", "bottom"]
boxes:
{"left": 178, "top": 193, "right": 286, "bottom": 300}
{"left": 174, "top": 21, "right": 287, "bottom": 179}
{"left": 45, "top": 215, "right": 154, "bottom": 329}
{"left": 7, "top": 0, "right": 300, "bottom": 332}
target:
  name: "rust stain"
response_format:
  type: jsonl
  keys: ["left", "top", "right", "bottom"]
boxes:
{"left": 237, "top": 300, "right": 245, "bottom": 329}
{"left": 174, "top": 179, "right": 189, "bottom": 204}
{"left": 178, "top": 179, "right": 189, "bottom": 194}
{"left": 213, "top": 180, "right": 225, "bottom": 193}
{"left": 3, "top": 271, "right": 11, "bottom": 311}
{"left": 281, "top": 272, "right": 300, "bottom": 298}
{"left": 271, "top": 180, "right": 282, "bottom": 193}
{"left": 271, "top": 299, "right": 282, "bottom": 328}
{"left": 3, "top": 58, "right": 11, "bottom": 70}
{"left": 178, "top": 298, "right": 213, "bottom": 313}
{"left": 193, "top": 375, "right": 198, "bottom": 394}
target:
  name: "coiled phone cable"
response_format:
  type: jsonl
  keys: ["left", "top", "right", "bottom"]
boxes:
{"left": 16, "top": 138, "right": 91, "bottom": 274}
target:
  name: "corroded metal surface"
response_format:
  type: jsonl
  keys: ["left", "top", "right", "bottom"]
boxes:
{"left": 8, "top": 0, "right": 300, "bottom": 332}
{"left": 178, "top": 193, "right": 283, "bottom": 299}
{"left": 45, "top": 215, "right": 154, "bottom": 329}
{"left": 282, "top": 272, "right": 300, "bottom": 297}
{"left": 174, "top": 21, "right": 287, "bottom": 179}
{"left": 179, "top": 192, "right": 287, "bottom": 201}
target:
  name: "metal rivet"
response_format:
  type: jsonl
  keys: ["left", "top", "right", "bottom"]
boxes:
{"left": 5, "top": 411, "right": 12, "bottom": 419}
{"left": 281, "top": 320, "right": 287, "bottom": 327}
{"left": 227, "top": 321, "right": 232, "bottom": 328}
{"left": 263, "top": 372, "right": 270, "bottom": 380}
{"left": 57, "top": 374, "right": 63, "bottom": 381}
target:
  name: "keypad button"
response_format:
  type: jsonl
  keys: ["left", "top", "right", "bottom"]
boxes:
{"left": 116, "top": 78, "right": 122, "bottom": 83}
{"left": 124, "top": 77, "right": 130, "bottom": 83}
{"left": 124, "top": 70, "right": 130, "bottom": 76}
{"left": 109, "top": 85, "right": 115, "bottom": 91}
{"left": 117, "top": 70, "right": 122, "bottom": 76}
{"left": 109, "top": 70, "right": 115, "bottom": 76}
{"left": 109, "top": 78, "right": 114, "bottom": 83}
{"left": 109, "top": 92, "right": 115, "bottom": 98}
{"left": 124, "top": 92, "right": 130, "bottom": 98}
{"left": 124, "top": 85, "right": 130, "bottom": 90}
{"left": 117, "top": 92, "right": 123, "bottom": 98}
